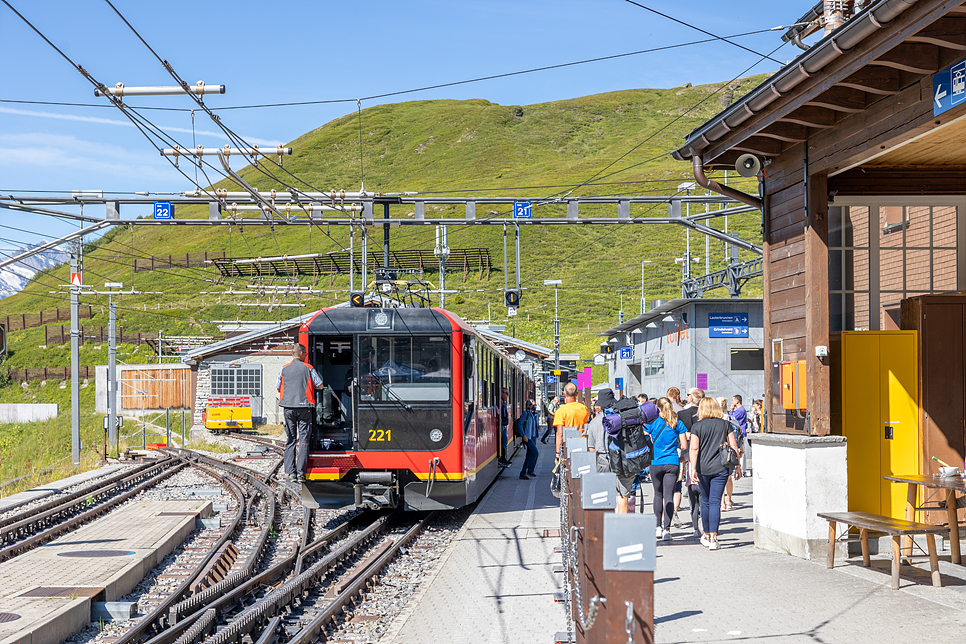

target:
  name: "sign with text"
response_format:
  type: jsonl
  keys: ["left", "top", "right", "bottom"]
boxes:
{"left": 512, "top": 201, "right": 531, "bottom": 219}
{"left": 709, "top": 312, "right": 749, "bottom": 338}
{"left": 153, "top": 202, "right": 173, "bottom": 220}
{"left": 934, "top": 57, "right": 966, "bottom": 116}
{"left": 619, "top": 346, "right": 633, "bottom": 360}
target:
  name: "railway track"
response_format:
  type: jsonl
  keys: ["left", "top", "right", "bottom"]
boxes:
{"left": 0, "top": 456, "right": 182, "bottom": 562}
{"left": 105, "top": 447, "right": 279, "bottom": 644}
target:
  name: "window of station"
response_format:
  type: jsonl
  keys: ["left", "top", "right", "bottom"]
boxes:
{"left": 358, "top": 336, "right": 451, "bottom": 403}
{"left": 730, "top": 347, "right": 764, "bottom": 371}
{"left": 210, "top": 364, "right": 262, "bottom": 396}
{"left": 643, "top": 354, "right": 664, "bottom": 377}
{"left": 830, "top": 201, "right": 962, "bottom": 332}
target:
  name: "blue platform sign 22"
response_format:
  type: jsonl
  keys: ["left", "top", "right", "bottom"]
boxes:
{"left": 619, "top": 346, "right": 633, "bottom": 360}
{"left": 933, "top": 57, "right": 966, "bottom": 116}
{"left": 513, "top": 201, "right": 531, "bottom": 219}
{"left": 153, "top": 202, "right": 173, "bottom": 220}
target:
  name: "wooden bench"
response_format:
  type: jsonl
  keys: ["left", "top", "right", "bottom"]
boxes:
{"left": 817, "top": 511, "right": 949, "bottom": 590}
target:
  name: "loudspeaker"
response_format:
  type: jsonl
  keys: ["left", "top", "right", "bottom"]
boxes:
{"left": 735, "top": 154, "right": 761, "bottom": 178}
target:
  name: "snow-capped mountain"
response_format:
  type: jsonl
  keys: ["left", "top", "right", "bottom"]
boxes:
{"left": 0, "top": 245, "right": 69, "bottom": 299}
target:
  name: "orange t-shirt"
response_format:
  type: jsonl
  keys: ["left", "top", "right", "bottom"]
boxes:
{"left": 553, "top": 401, "right": 589, "bottom": 428}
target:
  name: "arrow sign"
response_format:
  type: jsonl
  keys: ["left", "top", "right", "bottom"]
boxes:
{"left": 934, "top": 57, "right": 966, "bottom": 116}
{"left": 70, "top": 272, "right": 81, "bottom": 287}
{"left": 936, "top": 84, "right": 947, "bottom": 109}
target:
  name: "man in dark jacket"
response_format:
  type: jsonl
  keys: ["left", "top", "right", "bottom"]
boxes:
{"left": 277, "top": 343, "right": 324, "bottom": 483}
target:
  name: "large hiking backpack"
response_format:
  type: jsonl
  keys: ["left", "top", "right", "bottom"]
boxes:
{"left": 603, "top": 400, "right": 652, "bottom": 478}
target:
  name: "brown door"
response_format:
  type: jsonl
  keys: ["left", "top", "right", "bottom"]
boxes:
{"left": 921, "top": 302, "right": 966, "bottom": 522}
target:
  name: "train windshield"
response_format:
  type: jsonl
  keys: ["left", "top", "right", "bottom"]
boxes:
{"left": 358, "top": 335, "right": 451, "bottom": 403}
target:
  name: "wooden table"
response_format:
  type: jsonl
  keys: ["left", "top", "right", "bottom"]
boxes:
{"left": 884, "top": 474, "right": 965, "bottom": 564}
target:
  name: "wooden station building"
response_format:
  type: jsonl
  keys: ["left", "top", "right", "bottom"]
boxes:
{"left": 671, "top": 0, "right": 966, "bottom": 558}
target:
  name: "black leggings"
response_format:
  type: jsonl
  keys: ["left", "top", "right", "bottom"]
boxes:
{"left": 650, "top": 463, "right": 679, "bottom": 531}
{"left": 687, "top": 483, "right": 700, "bottom": 530}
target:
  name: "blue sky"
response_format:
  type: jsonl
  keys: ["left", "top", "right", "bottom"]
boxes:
{"left": 0, "top": 0, "right": 809, "bottom": 244}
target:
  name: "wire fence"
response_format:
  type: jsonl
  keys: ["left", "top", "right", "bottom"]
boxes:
{"left": 6, "top": 366, "right": 95, "bottom": 381}
{"left": 44, "top": 325, "right": 152, "bottom": 347}
{"left": 133, "top": 251, "right": 225, "bottom": 273}
{"left": 1, "top": 306, "right": 93, "bottom": 332}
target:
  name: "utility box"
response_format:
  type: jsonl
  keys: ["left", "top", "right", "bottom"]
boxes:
{"left": 780, "top": 360, "right": 806, "bottom": 411}
{"left": 839, "top": 331, "right": 919, "bottom": 519}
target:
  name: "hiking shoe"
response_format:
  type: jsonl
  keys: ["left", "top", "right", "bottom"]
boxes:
{"left": 708, "top": 539, "right": 720, "bottom": 551}
{"left": 700, "top": 534, "right": 712, "bottom": 548}
{"left": 288, "top": 473, "right": 297, "bottom": 482}
{"left": 662, "top": 529, "right": 672, "bottom": 541}
{"left": 295, "top": 474, "right": 305, "bottom": 483}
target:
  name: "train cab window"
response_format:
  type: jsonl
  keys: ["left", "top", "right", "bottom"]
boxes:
{"left": 358, "top": 335, "right": 451, "bottom": 403}
{"left": 464, "top": 340, "right": 475, "bottom": 403}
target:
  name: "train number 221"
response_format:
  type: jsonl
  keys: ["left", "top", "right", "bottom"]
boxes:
{"left": 369, "top": 429, "right": 392, "bottom": 442}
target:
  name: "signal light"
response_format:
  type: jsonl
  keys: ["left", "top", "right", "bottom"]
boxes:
{"left": 505, "top": 289, "right": 520, "bottom": 307}
{"left": 350, "top": 292, "right": 365, "bottom": 307}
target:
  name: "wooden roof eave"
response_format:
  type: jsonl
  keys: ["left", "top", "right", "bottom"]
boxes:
{"left": 671, "top": 0, "right": 961, "bottom": 166}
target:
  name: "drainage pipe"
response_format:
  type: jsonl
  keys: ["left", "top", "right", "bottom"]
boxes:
{"left": 692, "top": 156, "right": 763, "bottom": 211}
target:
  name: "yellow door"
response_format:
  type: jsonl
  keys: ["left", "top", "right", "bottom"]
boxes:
{"left": 842, "top": 332, "right": 882, "bottom": 516}
{"left": 879, "top": 332, "right": 919, "bottom": 520}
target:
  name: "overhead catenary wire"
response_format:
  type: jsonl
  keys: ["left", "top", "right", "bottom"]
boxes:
{"left": 0, "top": 26, "right": 784, "bottom": 113}
{"left": 0, "top": 0, "right": 270, "bottom": 257}
{"left": 622, "top": 0, "right": 784, "bottom": 65}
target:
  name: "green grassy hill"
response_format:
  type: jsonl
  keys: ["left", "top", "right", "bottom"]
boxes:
{"left": 0, "top": 75, "right": 768, "bottom": 389}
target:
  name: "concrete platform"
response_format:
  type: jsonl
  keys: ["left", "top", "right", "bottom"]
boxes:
{"left": 384, "top": 447, "right": 565, "bottom": 644}
{"left": 0, "top": 465, "right": 127, "bottom": 514}
{"left": 0, "top": 499, "right": 211, "bottom": 644}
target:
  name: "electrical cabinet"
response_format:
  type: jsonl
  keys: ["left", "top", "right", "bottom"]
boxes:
{"left": 840, "top": 331, "right": 919, "bottom": 519}
{"left": 780, "top": 359, "right": 806, "bottom": 410}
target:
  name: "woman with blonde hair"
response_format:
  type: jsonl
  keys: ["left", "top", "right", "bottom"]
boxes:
{"left": 646, "top": 398, "right": 688, "bottom": 540}
{"left": 689, "top": 397, "right": 741, "bottom": 550}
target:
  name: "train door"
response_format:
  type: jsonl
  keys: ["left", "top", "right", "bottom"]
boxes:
{"left": 312, "top": 336, "right": 354, "bottom": 449}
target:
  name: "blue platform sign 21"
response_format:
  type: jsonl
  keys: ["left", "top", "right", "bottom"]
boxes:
{"left": 154, "top": 202, "right": 173, "bottom": 220}
{"left": 513, "top": 201, "right": 531, "bottom": 219}
{"left": 619, "top": 346, "right": 633, "bottom": 360}
{"left": 933, "top": 57, "right": 966, "bottom": 116}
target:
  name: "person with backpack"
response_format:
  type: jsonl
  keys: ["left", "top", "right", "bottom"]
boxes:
{"left": 647, "top": 398, "right": 689, "bottom": 540}
{"left": 602, "top": 395, "right": 657, "bottom": 514}
{"left": 679, "top": 388, "right": 704, "bottom": 537}
{"left": 716, "top": 397, "right": 741, "bottom": 511}
{"left": 689, "top": 397, "right": 742, "bottom": 550}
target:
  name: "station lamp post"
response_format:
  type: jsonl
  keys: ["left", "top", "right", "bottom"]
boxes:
{"left": 544, "top": 279, "right": 562, "bottom": 398}
{"left": 640, "top": 260, "right": 652, "bottom": 314}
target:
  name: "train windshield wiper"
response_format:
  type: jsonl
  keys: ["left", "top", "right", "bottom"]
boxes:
{"left": 366, "top": 373, "right": 414, "bottom": 412}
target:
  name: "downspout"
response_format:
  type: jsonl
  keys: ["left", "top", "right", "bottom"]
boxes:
{"left": 692, "top": 156, "right": 762, "bottom": 211}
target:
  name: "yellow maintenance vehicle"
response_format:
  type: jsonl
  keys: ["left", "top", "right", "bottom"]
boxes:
{"left": 203, "top": 396, "right": 254, "bottom": 432}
